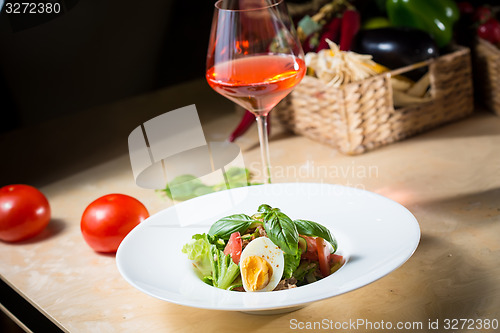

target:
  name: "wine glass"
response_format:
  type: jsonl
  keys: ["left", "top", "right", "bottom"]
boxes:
{"left": 206, "top": 0, "right": 305, "bottom": 184}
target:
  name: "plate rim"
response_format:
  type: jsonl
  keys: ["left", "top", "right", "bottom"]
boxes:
{"left": 116, "top": 182, "right": 420, "bottom": 311}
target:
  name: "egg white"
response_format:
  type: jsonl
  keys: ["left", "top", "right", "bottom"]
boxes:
{"left": 239, "top": 237, "right": 285, "bottom": 292}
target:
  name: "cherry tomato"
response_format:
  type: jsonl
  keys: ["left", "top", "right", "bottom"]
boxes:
{"left": 224, "top": 232, "right": 242, "bottom": 264}
{"left": 0, "top": 184, "right": 51, "bottom": 242}
{"left": 81, "top": 194, "right": 149, "bottom": 253}
{"left": 316, "top": 237, "right": 331, "bottom": 278}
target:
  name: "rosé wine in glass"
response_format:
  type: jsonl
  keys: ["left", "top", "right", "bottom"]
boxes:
{"left": 206, "top": 0, "right": 305, "bottom": 183}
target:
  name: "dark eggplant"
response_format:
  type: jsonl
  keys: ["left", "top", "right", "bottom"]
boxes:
{"left": 351, "top": 27, "right": 439, "bottom": 79}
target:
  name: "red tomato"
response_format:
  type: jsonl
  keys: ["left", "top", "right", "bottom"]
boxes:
{"left": 328, "top": 253, "right": 345, "bottom": 275}
{"left": 478, "top": 18, "right": 500, "bottom": 44}
{"left": 316, "top": 237, "right": 331, "bottom": 278}
{"left": 0, "top": 185, "right": 51, "bottom": 242}
{"left": 224, "top": 232, "right": 242, "bottom": 264}
{"left": 329, "top": 253, "right": 344, "bottom": 266}
{"left": 300, "top": 235, "right": 318, "bottom": 261}
{"left": 81, "top": 194, "right": 149, "bottom": 253}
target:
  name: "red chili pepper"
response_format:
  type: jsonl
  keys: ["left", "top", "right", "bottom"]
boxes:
{"left": 339, "top": 9, "right": 360, "bottom": 51}
{"left": 228, "top": 110, "right": 271, "bottom": 142}
{"left": 302, "top": 32, "right": 319, "bottom": 53}
{"left": 228, "top": 110, "right": 255, "bottom": 142}
{"left": 457, "top": 1, "right": 474, "bottom": 16}
{"left": 317, "top": 17, "right": 342, "bottom": 52}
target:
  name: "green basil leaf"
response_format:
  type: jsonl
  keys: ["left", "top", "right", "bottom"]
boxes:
{"left": 257, "top": 204, "right": 272, "bottom": 213}
{"left": 251, "top": 212, "right": 266, "bottom": 220}
{"left": 208, "top": 214, "right": 254, "bottom": 240}
{"left": 164, "top": 175, "right": 213, "bottom": 201}
{"left": 264, "top": 209, "right": 298, "bottom": 255}
{"left": 224, "top": 167, "right": 250, "bottom": 183}
{"left": 283, "top": 252, "right": 301, "bottom": 279}
{"left": 293, "top": 219, "right": 338, "bottom": 252}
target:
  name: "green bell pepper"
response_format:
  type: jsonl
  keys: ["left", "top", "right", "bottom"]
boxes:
{"left": 386, "top": 0, "right": 459, "bottom": 48}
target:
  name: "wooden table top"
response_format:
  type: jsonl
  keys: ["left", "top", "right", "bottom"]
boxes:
{"left": 1, "top": 80, "right": 499, "bottom": 332}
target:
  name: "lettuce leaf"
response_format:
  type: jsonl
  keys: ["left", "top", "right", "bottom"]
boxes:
{"left": 211, "top": 246, "right": 240, "bottom": 290}
{"left": 181, "top": 233, "right": 213, "bottom": 277}
{"left": 182, "top": 233, "right": 239, "bottom": 290}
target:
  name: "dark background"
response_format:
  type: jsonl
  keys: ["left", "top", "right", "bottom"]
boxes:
{"left": 0, "top": 0, "right": 214, "bottom": 134}
{"left": 0, "top": 1, "right": 215, "bottom": 331}
{"left": 2, "top": 0, "right": 492, "bottom": 135}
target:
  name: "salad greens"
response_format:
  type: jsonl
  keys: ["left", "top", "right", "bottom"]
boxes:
{"left": 161, "top": 167, "right": 259, "bottom": 201}
{"left": 164, "top": 175, "right": 213, "bottom": 201}
{"left": 283, "top": 252, "right": 301, "bottom": 279}
{"left": 262, "top": 208, "right": 299, "bottom": 256}
{"left": 181, "top": 233, "right": 213, "bottom": 277}
{"left": 210, "top": 246, "right": 240, "bottom": 290}
{"left": 293, "top": 219, "right": 337, "bottom": 252}
{"left": 183, "top": 204, "right": 342, "bottom": 291}
{"left": 182, "top": 233, "right": 240, "bottom": 290}
{"left": 208, "top": 214, "right": 255, "bottom": 240}
{"left": 293, "top": 261, "right": 318, "bottom": 282}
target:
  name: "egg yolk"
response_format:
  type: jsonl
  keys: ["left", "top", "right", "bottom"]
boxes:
{"left": 241, "top": 255, "right": 273, "bottom": 291}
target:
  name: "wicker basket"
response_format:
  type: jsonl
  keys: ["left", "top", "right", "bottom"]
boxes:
{"left": 275, "top": 46, "right": 474, "bottom": 155}
{"left": 474, "top": 38, "right": 500, "bottom": 116}
{"left": 287, "top": 0, "right": 331, "bottom": 18}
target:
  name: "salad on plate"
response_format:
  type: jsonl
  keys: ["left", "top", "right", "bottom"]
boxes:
{"left": 182, "top": 204, "right": 345, "bottom": 292}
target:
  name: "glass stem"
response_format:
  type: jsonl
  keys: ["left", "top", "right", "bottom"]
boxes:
{"left": 256, "top": 115, "right": 272, "bottom": 184}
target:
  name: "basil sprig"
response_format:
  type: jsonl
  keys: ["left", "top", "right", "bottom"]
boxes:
{"left": 262, "top": 208, "right": 299, "bottom": 256}
{"left": 294, "top": 219, "right": 338, "bottom": 253}
{"left": 207, "top": 205, "right": 338, "bottom": 281}
{"left": 162, "top": 167, "right": 260, "bottom": 201}
{"left": 208, "top": 206, "right": 337, "bottom": 255}
{"left": 208, "top": 214, "right": 255, "bottom": 240}
{"left": 283, "top": 252, "right": 301, "bottom": 279}
{"left": 258, "top": 204, "right": 272, "bottom": 213}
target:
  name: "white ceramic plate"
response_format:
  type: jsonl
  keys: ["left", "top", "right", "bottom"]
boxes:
{"left": 116, "top": 183, "right": 420, "bottom": 313}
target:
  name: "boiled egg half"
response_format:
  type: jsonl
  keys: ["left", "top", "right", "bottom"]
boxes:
{"left": 239, "top": 237, "right": 284, "bottom": 292}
